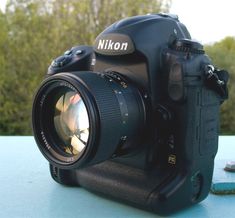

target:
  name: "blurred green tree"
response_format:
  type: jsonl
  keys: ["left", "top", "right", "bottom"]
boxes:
{"left": 0, "top": 0, "right": 170, "bottom": 135}
{"left": 205, "top": 37, "right": 235, "bottom": 134}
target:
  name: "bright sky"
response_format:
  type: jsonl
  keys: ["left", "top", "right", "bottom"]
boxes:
{"left": 0, "top": 0, "right": 234, "bottom": 44}
{"left": 170, "top": 0, "right": 235, "bottom": 44}
{"left": 0, "top": 0, "right": 6, "bottom": 11}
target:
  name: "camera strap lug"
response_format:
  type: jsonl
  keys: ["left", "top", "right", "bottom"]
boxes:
{"left": 204, "top": 64, "right": 229, "bottom": 101}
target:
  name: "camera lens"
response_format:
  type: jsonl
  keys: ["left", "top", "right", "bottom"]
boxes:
{"left": 32, "top": 71, "right": 146, "bottom": 169}
{"left": 53, "top": 90, "right": 89, "bottom": 156}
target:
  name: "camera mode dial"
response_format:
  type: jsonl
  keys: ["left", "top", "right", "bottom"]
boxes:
{"left": 51, "top": 55, "right": 72, "bottom": 68}
{"left": 172, "top": 39, "right": 204, "bottom": 54}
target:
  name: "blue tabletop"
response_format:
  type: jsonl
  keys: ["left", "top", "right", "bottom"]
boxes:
{"left": 0, "top": 136, "right": 234, "bottom": 218}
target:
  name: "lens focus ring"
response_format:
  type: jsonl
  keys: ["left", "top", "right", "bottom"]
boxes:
{"left": 32, "top": 71, "right": 145, "bottom": 169}
{"left": 70, "top": 72, "right": 124, "bottom": 163}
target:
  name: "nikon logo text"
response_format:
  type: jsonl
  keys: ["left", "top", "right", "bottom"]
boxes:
{"left": 97, "top": 39, "right": 128, "bottom": 51}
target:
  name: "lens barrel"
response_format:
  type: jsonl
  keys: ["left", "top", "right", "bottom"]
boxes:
{"left": 32, "top": 71, "right": 146, "bottom": 169}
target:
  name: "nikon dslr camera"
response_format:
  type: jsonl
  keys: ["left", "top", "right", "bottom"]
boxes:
{"left": 32, "top": 14, "right": 229, "bottom": 214}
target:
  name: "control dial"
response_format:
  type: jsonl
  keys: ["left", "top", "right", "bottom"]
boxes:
{"left": 172, "top": 39, "right": 204, "bottom": 54}
{"left": 51, "top": 55, "right": 72, "bottom": 68}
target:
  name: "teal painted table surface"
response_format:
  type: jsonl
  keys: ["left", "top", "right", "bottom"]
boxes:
{"left": 0, "top": 136, "right": 234, "bottom": 218}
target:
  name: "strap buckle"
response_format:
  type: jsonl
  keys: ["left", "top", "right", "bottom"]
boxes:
{"left": 204, "top": 64, "right": 229, "bottom": 101}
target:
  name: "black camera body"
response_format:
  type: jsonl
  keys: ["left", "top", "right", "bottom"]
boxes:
{"left": 32, "top": 14, "right": 228, "bottom": 215}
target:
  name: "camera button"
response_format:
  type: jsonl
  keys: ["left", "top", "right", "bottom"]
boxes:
{"left": 75, "top": 49, "right": 83, "bottom": 55}
{"left": 64, "top": 50, "right": 72, "bottom": 55}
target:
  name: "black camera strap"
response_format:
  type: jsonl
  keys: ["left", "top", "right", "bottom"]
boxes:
{"left": 204, "top": 65, "right": 229, "bottom": 101}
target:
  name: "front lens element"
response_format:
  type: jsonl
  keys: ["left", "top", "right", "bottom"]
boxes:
{"left": 32, "top": 71, "right": 145, "bottom": 168}
{"left": 53, "top": 90, "right": 89, "bottom": 156}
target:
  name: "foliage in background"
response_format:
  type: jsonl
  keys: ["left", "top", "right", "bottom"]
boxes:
{"left": 0, "top": 0, "right": 170, "bottom": 135}
{"left": 0, "top": 0, "right": 234, "bottom": 135}
{"left": 205, "top": 37, "right": 235, "bottom": 135}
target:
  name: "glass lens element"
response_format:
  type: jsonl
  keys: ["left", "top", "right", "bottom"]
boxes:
{"left": 53, "top": 90, "right": 89, "bottom": 156}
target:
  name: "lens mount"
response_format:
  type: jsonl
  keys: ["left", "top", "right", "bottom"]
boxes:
{"left": 32, "top": 71, "right": 146, "bottom": 169}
